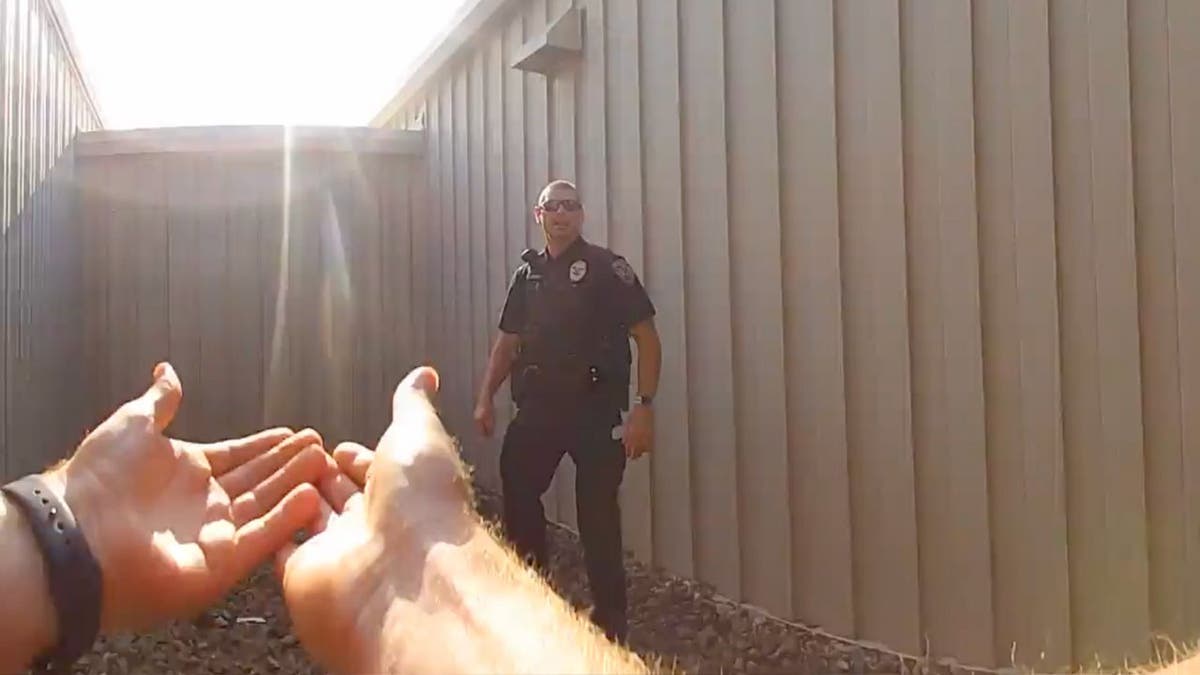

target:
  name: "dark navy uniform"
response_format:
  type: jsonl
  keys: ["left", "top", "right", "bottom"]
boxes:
{"left": 497, "top": 235, "right": 655, "bottom": 642}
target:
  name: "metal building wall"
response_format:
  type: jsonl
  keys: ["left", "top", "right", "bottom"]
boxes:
{"left": 0, "top": 0, "right": 101, "bottom": 479}
{"left": 73, "top": 127, "right": 427, "bottom": 453}
{"left": 375, "top": 0, "right": 1200, "bottom": 670}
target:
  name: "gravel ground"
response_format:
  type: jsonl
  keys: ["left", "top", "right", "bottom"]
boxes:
{"left": 69, "top": 488, "right": 999, "bottom": 675}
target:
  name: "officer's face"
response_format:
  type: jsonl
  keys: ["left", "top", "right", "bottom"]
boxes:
{"left": 535, "top": 187, "right": 584, "bottom": 241}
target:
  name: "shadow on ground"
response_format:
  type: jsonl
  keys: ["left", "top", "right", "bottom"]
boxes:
{"left": 72, "top": 486, "right": 997, "bottom": 675}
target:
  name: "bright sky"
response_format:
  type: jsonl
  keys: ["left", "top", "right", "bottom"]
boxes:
{"left": 60, "top": 0, "right": 472, "bottom": 129}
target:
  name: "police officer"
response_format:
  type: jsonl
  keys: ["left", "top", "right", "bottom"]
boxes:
{"left": 473, "top": 179, "right": 661, "bottom": 644}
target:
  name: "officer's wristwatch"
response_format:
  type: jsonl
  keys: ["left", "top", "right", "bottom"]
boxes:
{"left": 634, "top": 394, "right": 654, "bottom": 407}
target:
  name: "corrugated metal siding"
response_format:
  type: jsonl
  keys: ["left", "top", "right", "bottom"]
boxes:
{"left": 73, "top": 129, "right": 426, "bottom": 453}
{"left": 0, "top": 0, "right": 101, "bottom": 480}
{"left": 379, "top": 0, "right": 1200, "bottom": 670}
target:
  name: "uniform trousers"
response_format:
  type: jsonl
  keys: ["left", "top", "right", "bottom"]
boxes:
{"left": 499, "top": 401, "right": 629, "bottom": 642}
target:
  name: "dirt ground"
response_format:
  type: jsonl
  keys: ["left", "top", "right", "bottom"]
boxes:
{"left": 70, "top": 489, "right": 996, "bottom": 675}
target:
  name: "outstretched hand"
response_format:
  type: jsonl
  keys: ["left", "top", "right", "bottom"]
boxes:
{"left": 275, "top": 366, "right": 476, "bottom": 675}
{"left": 46, "top": 362, "right": 327, "bottom": 633}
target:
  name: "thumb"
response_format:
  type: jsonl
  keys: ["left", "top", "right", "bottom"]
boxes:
{"left": 391, "top": 366, "right": 440, "bottom": 419}
{"left": 140, "top": 362, "right": 182, "bottom": 432}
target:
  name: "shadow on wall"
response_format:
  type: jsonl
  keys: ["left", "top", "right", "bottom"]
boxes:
{"left": 1, "top": 142, "right": 90, "bottom": 481}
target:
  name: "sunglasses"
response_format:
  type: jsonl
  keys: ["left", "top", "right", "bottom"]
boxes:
{"left": 538, "top": 199, "right": 582, "bottom": 212}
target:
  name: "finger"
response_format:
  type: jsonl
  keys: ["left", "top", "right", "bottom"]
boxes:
{"left": 199, "top": 427, "right": 297, "bottom": 476}
{"left": 129, "top": 362, "right": 183, "bottom": 433}
{"left": 173, "top": 486, "right": 235, "bottom": 578}
{"left": 217, "top": 429, "right": 323, "bottom": 498}
{"left": 230, "top": 445, "right": 328, "bottom": 527}
{"left": 235, "top": 482, "right": 321, "bottom": 583}
{"left": 333, "top": 442, "right": 374, "bottom": 488}
{"left": 318, "top": 466, "right": 362, "bottom": 513}
{"left": 272, "top": 493, "right": 336, "bottom": 579}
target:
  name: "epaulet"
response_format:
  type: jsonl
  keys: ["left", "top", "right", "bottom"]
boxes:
{"left": 585, "top": 242, "right": 618, "bottom": 262}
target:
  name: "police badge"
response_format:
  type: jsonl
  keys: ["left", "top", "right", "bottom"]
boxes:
{"left": 569, "top": 259, "right": 588, "bottom": 282}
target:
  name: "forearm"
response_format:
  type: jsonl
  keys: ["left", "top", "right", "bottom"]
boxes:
{"left": 634, "top": 328, "right": 661, "bottom": 398}
{"left": 372, "top": 515, "right": 650, "bottom": 675}
{"left": 477, "top": 334, "right": 517, "bottom": 404}
{"left": 0, "top": 492, "right": 57, "bottom": 674}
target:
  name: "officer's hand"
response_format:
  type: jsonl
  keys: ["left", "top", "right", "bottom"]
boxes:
{"left": 474, "top": 398, "right": 496, "bottom": 437}
{"left": 37, "top": 362, "right": 326, "bottom": 634}
{"left": 623, "top": 404, "right": 654, "bottom": 460}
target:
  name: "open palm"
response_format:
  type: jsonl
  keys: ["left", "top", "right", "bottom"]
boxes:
{"left": 54, "top": 363, "right": 327, "bottom": 633}
{"left": 273, "top": 366, "right": 471, "bottom": 674}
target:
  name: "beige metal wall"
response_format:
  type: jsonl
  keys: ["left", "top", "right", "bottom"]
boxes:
{"left": 375, "top": 0, "right": 1200, "bottom": 670}
{"left": 0, "top": 0, "right": 102, "bottom": 478}
{"left": 73, "top": 126, "right": 427, "bottom": 455}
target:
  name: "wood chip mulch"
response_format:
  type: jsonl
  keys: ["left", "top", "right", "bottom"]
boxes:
{"left": 68, "top": 487, "right": 1001, "bottom": 675}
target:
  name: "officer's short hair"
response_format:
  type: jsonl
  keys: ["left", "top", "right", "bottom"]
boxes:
{"left": 538, "top": 179, "right": 580, "bottom": 204}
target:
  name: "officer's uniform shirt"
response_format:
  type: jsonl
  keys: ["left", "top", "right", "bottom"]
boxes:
{"left": 499, "top": 236, "right": 655, "bottom": 345}
{"left": 498, "top": 237, "right": 654, "bottom": 413}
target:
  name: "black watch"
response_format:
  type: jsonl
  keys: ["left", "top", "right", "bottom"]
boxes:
{"left": 2, "top": 474, "right": 104, "bottom": 674}
{"left": 634, "top": 394, "right": 654, "bottom": 406}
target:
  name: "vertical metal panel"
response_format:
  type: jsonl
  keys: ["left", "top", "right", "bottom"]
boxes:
{"left": 259, "top": 149, "right": 287, "bottom": 430}
{"left": 1050, "top": 0, "right": 1151, "bottom": 665}
{"left": 199, "top": 154, "right": 234, "bottom": 439}
{"left": 408, "top": 130, "right": 430, "bottom": 371}
{"left": 453, "top": 67, "right": 472, "bottom": 464}
{"left": 482, "top": 31, "right": 507, "bottom": 489}
{"left": 900, "top": 0, "right": 995, "bottom": 664}
{"left": 548, "top": 0, "right": 574, "bottom": 184}
{"left": 834, "top": 0, "right": 921, "bottom": 654}
{"left": 576, "top": 0, "right": 607, "bottom": 245}
{"left": 132, "top": 153, "right": 169, "bottom": 410}
{"left": 504, "top": 12, "right": 528, "bottom": 269}
{"left": 724, "top": 0, "right": 791, "bottom": 619}
{"left": 638, "top": 0, "right": 691, "bottom": 577}
{"left": 523, "top": 0, "right": 549, "bottom": 248}
{"left": 438, "top": 77, "right": 457, "bottom": 440}
{"left": 496, "top": 12, "right": 527, "bottom": 484}
{"left": 777, "top": 0, "right": 854, "bottom": 639}
{"left": 366, "top": 154, "right": 390, "bottom": 441}
{"left": 605, "top": 0, "right": 650, "bottom": 563}
{"left": 973, "top": 1, "right": 1071, "bottom": 668}
{"left": 1166, "top": 0, "right": 1200, "bottom": 638}
{"left": 226, "top": 157, "right": 265, "bottom": 436}
{"left": 424, "top": 90, "right": 443, "bottom": 387}
{"left": 382, "top": 155, "right": 413, "bottom": 426}
{"left": 1129, "top": 0, "right": 1189, "bottom": 643}
{"left": 468, "top": 52, "right": 488, "bottom": 478}
{"left": 676, "top": 0, "right": 739, "bottom": 603}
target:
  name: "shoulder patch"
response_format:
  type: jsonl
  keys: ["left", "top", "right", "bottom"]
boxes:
{"left": 612, "top": 257, "right": 636, "bottom": 285}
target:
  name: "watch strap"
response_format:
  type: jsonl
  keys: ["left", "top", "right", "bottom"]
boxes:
{"left": 2, "top": 474, "right": 103, "bottom": 674}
